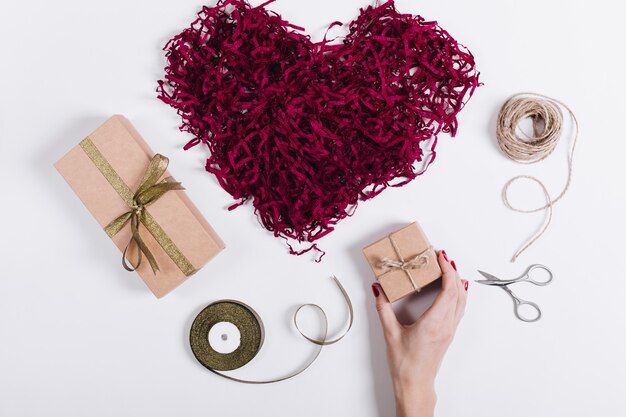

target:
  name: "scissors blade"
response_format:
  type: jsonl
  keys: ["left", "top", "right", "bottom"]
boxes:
{"left": 477, "top": 270, "right": 499, "bottom": 280}
{"left": 475, "top": 270, "right": 504, "bottom": 285}
{"left": 475, "top": 271, "right": 511, "bottom": 286}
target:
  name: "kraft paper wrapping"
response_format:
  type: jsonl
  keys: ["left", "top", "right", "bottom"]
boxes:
{"left": 363, "top": 222, "right": 441, "bottom": 302}
{"left": 55, "top": 115, "right": 225, "bottom": 298}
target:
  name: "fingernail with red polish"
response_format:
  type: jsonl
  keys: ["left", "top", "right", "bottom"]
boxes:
{"left": 371, "top": 283, "right": 380, "bottom": 297}
{"left": 451, "top": 260, "right": 457, "bottom": 271}
{"left": 464, "top": 280, "right": 469, "bottom": 291}
{"left": 442, "top": 250, "right": 448, "bottom": 261}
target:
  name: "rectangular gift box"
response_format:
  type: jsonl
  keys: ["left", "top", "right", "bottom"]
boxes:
{"left": 55, "top": 115, "right": 225, "bottom": 298}
{"left": 363, "top": 222, "right": 441, "bottom": 302}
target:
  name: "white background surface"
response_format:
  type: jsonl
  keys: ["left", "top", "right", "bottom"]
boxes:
{"left": 1, "top": 0, "right": 625, "bottom": 416}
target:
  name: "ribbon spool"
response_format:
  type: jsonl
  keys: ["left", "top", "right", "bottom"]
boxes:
{"left": 190, "top": 300, "right": 264, "bottom": 372}
{"left": 189, "top": 276, "right": 353, "bottom": 384}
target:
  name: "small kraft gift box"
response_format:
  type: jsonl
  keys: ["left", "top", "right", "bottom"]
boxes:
{"left": 363, "top": 222, "right": 441, "bottom": 302}
{"left": 55, "top": 115, "right": 225, "bottom": 298}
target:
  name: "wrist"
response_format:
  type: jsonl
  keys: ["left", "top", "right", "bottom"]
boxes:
{"left": 392, "top": 364, "right": 437, "bottom": 395}
{"left": 394, "top": 379, "right": 437, "bottom": 417}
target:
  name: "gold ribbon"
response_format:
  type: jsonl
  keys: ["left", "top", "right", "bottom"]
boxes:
{"left": 378, "top": 235, "right": 431, "bottom": 292}
{"left": 189, "top": 276, "right": 353, "bottom": 384}
{"left": 80, "top": 137, "right": 196, "bottom": 276}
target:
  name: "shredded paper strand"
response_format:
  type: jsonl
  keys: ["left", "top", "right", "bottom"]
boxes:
{"left": 158, "top": 0, "right": 480, "bottom": 258}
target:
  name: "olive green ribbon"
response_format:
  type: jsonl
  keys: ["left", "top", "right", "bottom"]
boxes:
{"left": 80, "top": 137, "right": 196, "bottom": 276}
{"left": 189, "top": 276, "right": 353, "bottom": 384}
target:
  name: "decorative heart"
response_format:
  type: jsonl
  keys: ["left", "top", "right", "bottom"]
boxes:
{"left": 158, "top": 0, "right": 480, "bottom": 259}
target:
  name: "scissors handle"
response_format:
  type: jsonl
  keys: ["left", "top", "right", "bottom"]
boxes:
{"left": 500, "top": 286, "right": 542, "bottom": 322}
{"left": 523, "top": 264, "right": 553, "bottom": 286}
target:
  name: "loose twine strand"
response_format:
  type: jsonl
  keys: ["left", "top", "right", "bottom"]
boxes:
{"left": 496, "top": 92, "right": 579, "bottom": 262}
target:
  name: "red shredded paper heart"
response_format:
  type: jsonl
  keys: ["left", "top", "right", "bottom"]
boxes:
{"left": 158, "top": 0, "right": 480, "bottom": 260}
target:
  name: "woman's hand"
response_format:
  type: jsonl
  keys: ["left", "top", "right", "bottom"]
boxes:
{"left": 372, "top": 250, "right": 468, "bottom": 417}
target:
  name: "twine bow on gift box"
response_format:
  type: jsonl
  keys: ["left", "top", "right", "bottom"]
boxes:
{"left": 103, "top": 154, "right": 184, "bottom": 273}
{"left": 378, "top": 235, "right": 431, "bottom": 292}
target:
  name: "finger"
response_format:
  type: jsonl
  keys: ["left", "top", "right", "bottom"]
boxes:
{"left": 439, "top": 250, "right": 457, "bottom": 291}
{"left": 372, "top": 283, "right": 401, "bottom": 340}
{"left": 423, "top": 251, "right": 459, "bottom": 321}
{"left": 454, "top": 278, "right": 468, "bottom": 327}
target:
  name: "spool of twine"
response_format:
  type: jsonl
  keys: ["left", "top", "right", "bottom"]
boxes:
{"left": 496, "top": 92, "right": 579, "bottom": 262}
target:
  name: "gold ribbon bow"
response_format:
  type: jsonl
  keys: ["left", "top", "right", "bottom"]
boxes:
{"left": 80, "top": 137, "right": 196, "bottom": 276}
{"left": 103, "top": 154, "right": 184, "bottom": 273}
{"left": 378, "top": 235, "right": 431, "bottom": 292}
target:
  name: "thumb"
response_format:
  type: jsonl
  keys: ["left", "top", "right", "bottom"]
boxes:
{"left": 372, "top": 283, "right": 400, "bottom": 340}
{"left": 423, "top": 250, "right": 459, "bottom": 321}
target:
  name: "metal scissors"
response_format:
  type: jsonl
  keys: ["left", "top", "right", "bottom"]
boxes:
{"left": 475, "top": 264, "right": 553, "bottom": 322}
